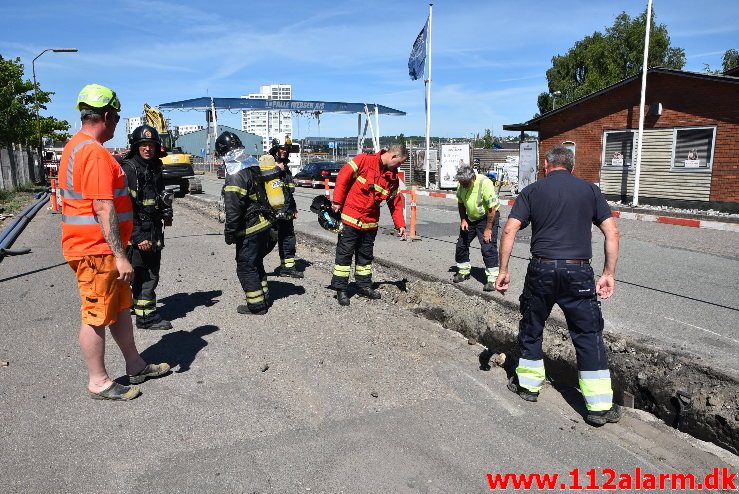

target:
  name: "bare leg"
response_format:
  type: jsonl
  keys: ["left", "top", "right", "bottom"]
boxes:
{"left": 79, "top": 323, "right": 113, "bottom": 393}
{"left": 109, "top": 308, "right": 146, "bottom": 375}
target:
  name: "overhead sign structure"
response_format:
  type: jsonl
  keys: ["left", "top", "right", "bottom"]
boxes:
{"left": 439, "top": 144, "right": 470, "bottom": 189}
{"left": 158, "top": 97, "right": 405, "bottom": 157}
{"left": 158, "top": 97, "right": 405, "bottom": 116}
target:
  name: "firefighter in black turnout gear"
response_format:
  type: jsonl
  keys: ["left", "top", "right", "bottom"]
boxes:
{"left": 269, "top": 140, "right": 302, "bottom": 278}
{"left": 220, "top": 132, "right": 280, "bottom": 315}
{"left": 120, "top": 125, "right": 174, "bottom": 330}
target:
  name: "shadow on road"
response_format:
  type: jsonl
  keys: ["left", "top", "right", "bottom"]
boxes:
{"left": 139, "top": 324, "right": 219, "bottom": 374}
{"left": 374, "top": 277, "right": 408, "bottom": 292}
{"left": 269, "top": 279, "right": 306, "bottom": 301}
{"left": 159, "top": 290, "right": 222, "bottom": 321}
{"left": 0, "top": 261, "right": 67, "bottom": 283}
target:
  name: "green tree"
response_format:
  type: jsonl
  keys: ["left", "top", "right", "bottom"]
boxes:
{"left": 482, "top": 129, "right": 493, "bottom": 149}
{"left": 723, "top": 48, "right": 739, "bottom": 72}
{"left": 537, "top": 9, "right": 685, "bottom": 114}
{"left": 0, "top": 54, "right": 70, "bottom": 147}
{"left": 397, "top": 133, "right": 406, "bottom": 145}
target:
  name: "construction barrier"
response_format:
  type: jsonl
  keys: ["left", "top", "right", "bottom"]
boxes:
{"left": 407, "top": 187, "right": 420, "bottom": 241}
{"left": 50, "top": 179, "right": 58, "bottom": 212}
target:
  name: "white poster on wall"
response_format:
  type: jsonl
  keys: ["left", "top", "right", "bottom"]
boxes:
{"left": 440, "top": 144, "right": 471, "bottom": 189}
{"left": 518, "top": 141, "right": 538, "bottom": 192}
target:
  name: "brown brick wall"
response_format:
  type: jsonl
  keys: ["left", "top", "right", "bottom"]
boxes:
{"left": 536, "top": 73, "right": 739, "bottom": 203}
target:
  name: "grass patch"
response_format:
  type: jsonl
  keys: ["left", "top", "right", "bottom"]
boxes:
{"left": 0, "top": 183, "right": 44, "bottom": 221}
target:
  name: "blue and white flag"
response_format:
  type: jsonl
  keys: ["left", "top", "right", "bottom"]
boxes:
{"left": 408, "top": 18, "right": 428, "bottom": 80}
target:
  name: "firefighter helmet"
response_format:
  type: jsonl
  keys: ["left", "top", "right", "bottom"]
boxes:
{"left": 125, "top": 125, "right": 165, "bottom": 159}
{"left": 216, "top": 131, "right": 243, "bottom": 157}
{"left": 310, "top": 195, "right": 342, "bottom": 233}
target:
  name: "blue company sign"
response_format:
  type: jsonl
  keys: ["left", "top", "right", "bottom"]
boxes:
{"left": 158, "top": 97, "right": 405, "bottom": 116}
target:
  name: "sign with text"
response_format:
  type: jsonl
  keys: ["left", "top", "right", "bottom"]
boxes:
{"left": 518, "top": 141, "right": 539, "bottom": 191}
{"left": 439, "top": 144, "right": 470, "bottom": 189}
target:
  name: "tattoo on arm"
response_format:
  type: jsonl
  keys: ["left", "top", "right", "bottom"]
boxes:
{"left": 486, "top": 209, "right": 495, "bottom": 228}
{"left": 93, "top": 199, "right": 125, "bottom": 257}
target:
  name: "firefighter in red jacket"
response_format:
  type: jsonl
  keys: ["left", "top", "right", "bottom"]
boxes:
{"left": 329, "top": 144, "right": 408, "bottom": 306}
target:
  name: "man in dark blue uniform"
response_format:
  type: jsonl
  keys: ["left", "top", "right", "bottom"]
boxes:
{"left": 496, "top": 146, "right": 621, "bottom": 426}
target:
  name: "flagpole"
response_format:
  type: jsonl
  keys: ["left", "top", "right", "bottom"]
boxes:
{"left": 632, "top": 0, "right": 652, "bottom": 206}
{"left": 424, "top": 3, "right": 433, "bottom": 189}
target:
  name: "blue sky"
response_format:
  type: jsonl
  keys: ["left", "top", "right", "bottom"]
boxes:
{"left": 2, "top": 0, "right": 737, "bottom": 148}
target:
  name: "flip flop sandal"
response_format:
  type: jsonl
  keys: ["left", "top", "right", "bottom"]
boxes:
{"left": 89, "top": 381, "right": 141, "bottom": 401}
{"left": 128, "top": 363, "right": 171, "bottom": 384}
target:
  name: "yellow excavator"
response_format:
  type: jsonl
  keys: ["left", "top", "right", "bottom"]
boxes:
{"left": 143, "top": 103, "right": 200, "bottom": 196}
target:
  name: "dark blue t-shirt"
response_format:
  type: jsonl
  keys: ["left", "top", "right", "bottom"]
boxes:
{"left": 509, "top": 170, "right": 612, "bottom": 259}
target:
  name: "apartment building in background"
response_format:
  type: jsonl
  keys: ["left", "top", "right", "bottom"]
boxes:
{"left": 241, "top": 84, "right": 293, "bottom": 153}
{"left": 124, "top": 116, "right": 145, "bottom": 137}
{"left": 177, "top": 124, "right": 204, "bottom": 136}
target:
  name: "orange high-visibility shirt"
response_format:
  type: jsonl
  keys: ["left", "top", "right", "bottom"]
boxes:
{"left": 58, "top": 131, "right": 133, "bottom": 257}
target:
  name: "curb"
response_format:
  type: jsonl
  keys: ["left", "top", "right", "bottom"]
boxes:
{"left": 610, "top": 210, "right": 739, "bottom": 232}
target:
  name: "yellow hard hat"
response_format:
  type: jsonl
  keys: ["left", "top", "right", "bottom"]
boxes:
{"left": 76, "top": 84, "right": 121, "bottom": 111}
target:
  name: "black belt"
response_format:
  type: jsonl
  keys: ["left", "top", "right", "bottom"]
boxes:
{"left": 531, "top": 256, "right": 590, "bottom": 266}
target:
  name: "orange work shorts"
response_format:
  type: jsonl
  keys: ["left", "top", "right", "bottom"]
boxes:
{"left": 66, "top": 254, "right": 133, "bottom": 327}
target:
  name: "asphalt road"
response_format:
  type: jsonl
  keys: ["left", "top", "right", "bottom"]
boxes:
{"left": 0, "top": 196, "right": 736, "bottom": 493}
{"left": 199, "top": 174, "right": 739, "bottom": 375}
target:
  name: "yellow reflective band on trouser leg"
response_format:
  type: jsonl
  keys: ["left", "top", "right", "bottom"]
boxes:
{"left": 333, "top": 264, "right": 351, "bottom": 277}
{"left": 282, "top": 258, "right": 295, "bottom": 268}
{"left": 578, "top": 370, "right": 613, "bottom": 412}
{"left": 486, "top": 267, "right": 499, "bottom": 283}
{"left": 355, "top": 264, "right": 372, "bottom": 277}
{"left": 261, "top": 279, "right": 269, "bottom": 298}
{"left": 245, "top": 289, "right": 265, "bottom": 304}
{"left": 456, "top": 262, "right": 471, "bottom": 276}
{"left": 133, "top": 298, "right": 156, "bottom": 316}
{"left": 516, "top": 358, "right": 545, "bottom": 392}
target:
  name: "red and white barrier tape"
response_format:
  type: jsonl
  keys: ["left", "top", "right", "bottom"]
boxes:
{"left": 294, "top": 180, "right": 735, "bottom": 232}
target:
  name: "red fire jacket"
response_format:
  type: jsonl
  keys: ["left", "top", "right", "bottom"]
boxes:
{"left": 332, "top": 151, "right": 405, "bottom": 231}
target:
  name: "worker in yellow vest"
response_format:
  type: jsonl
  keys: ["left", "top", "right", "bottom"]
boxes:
{"left": 453, "top": 166, "right": 501, "bottom": 291}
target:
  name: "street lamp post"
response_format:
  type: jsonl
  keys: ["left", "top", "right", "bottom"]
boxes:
{"left": 32, "top": 48, "right": 77, "bottom": 182}
{"left": 551, "top": 90, "right": 562, "bottom": 111}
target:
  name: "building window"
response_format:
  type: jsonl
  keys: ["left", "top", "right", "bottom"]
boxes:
{"left": 602, "top": 130, "right": 636, "bottom": 168}
{"left": 671, "top": 126, "right": 716, "bottom": 172}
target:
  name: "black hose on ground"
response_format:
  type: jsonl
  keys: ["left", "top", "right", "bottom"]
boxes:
{"left": 0, "top": 192, "right": 50, "bottom": 263}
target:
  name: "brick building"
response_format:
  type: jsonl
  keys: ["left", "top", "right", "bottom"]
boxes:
{"left": 504, "top": 68, "right": 739, "bottom": 212}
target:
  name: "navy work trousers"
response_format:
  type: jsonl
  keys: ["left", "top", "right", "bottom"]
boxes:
{"left": 518, "top": 259, "right": 609, "bottom": 372}
{"left": 454, "top": 213, "right": 500, "bottom": 269}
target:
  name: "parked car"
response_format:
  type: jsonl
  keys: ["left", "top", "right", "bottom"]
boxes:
{"left": 293, "top": 161, "right": 343, "bottom": 187}
{"left": 216, "top": 163, "right": 226, "bottom": 179}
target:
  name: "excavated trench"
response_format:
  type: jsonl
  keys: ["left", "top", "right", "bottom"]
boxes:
{"left": 180, "top": 194, "right": 739, "bottom": 455}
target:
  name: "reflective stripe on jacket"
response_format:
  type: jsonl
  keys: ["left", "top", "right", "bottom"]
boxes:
{"left": 58, "top": 131, "right": 133, "bottom": 257}
{"left": 332, "top": 151, "right": 405, "bottom": 231}
{"left": 223, "top": 167, "right": 272, "bottom": 239}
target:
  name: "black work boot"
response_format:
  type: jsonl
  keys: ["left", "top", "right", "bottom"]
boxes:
{"left": 507, "top": 376, "right": 539, "bottom": 402}
{"left": 136, "top": 315, "right": 172, "bottom": 330}
{"left": 237, "top": 305, "right": 268, "bottom": 315}
{"left": 279, "top": 267, "right": 304, "bottom": 279}
{"left": 336, "top": 290, "right": 350, "bottom": 306}
{"left": 585, "top": 403, "right": 622, "bottom": 426}
{"left": 453, "top": 273, "right": 470, "bottom": 283}
{"left": 356, "top": 287, "right": 381, "bottom": 300}
{"left": 483, "top": 282, "right": 496, "bottom": 292}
